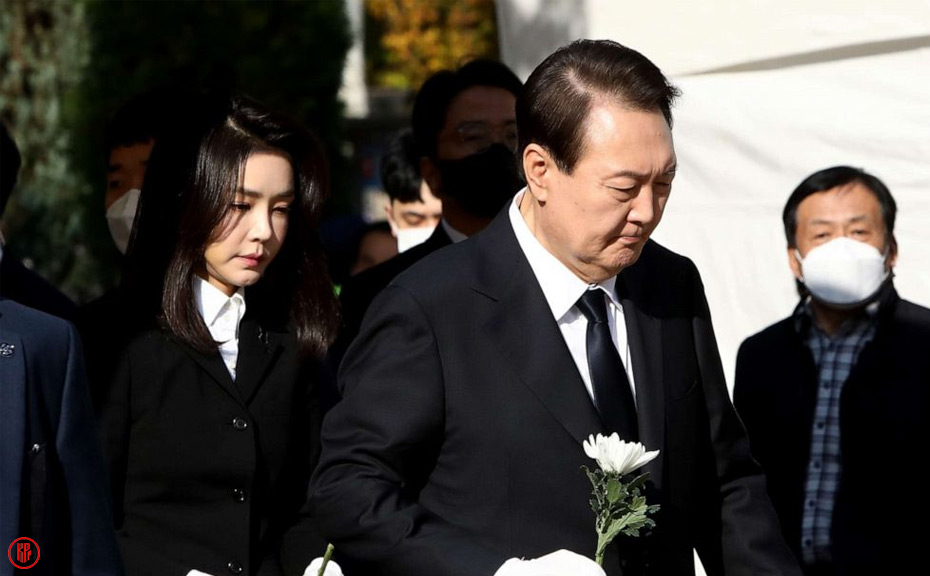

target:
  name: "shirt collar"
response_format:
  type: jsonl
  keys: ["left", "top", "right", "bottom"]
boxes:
{"left": 509, "top": 189, "right": 620, "bottom": 321}
{"left": 792, "top": 296, "right": 879, "bottom": 339}
{"left": 440, "top": 218, "right": 468, "bottom": 244}
{"left": 194, "top": 275, "right": 246, "bottom": 328}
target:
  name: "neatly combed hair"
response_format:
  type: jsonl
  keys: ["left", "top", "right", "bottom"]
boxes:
{"left": 782, "top": 165, "right": 897, "bottom": 249}
{"left": 380, "top": 130, "right": 424, "bottom": 204}
{"left": 412, "top": 58, "right": 523, "bottom": 160}
{"left": 129, "top": 94, "right": 338, "bottom": 359}
{"left": 516, "top": 39, "right": 680, "bottom": 175}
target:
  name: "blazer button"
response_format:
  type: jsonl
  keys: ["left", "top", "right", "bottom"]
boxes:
{"left": 233, "top": 488, "right": 247, "bottom": 502}
{"left": 227, "top": 561, "right": 243, "bottom": 574}
{"left": 231, "top": 417, "right": 249, "bottom": 430}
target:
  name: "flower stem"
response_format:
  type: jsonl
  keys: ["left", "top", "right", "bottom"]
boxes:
{"left": 317, "top": 543, "right": 334, "bottom": 576}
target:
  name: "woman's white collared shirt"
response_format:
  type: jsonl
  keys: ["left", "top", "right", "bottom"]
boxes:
{"left": 193, "top": 276, "right": 246, "bottom": 380}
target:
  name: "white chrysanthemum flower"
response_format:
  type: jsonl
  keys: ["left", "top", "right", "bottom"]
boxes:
{"left": 583, "top": 433, "right": 659, "bottom": 476}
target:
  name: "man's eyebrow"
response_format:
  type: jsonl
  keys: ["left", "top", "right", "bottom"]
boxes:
{"left": 809, "top": 214, "right": 870, "bottom": 226}
{"left": 604, "top": 165, "right": 677, "bottom": 179}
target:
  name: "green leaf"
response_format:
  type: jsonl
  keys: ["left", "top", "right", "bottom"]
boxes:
{"left": 607, "top": 477, "right": 622, "bottom": 504}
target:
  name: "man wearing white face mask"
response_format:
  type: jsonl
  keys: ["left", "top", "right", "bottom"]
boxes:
{"left": 380, "top": 130, "right": 442, "bottom": 253}
{"left": 734, "top": 166, "right": 930, "bottom": 576}
{"left": 75, "top": 88, "right": 170, "bottom": 413}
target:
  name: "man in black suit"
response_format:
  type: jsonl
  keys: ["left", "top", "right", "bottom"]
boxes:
{"left": 335, "top": 59, "right": 524, "bottom": 363}
{"left": 734, "top": 166, "right": 930, "bottom": 575}
{"left": 0, "top": 124, "right": 76, "bottom": 320}
{"left": 311, "top": 40, "right": 800, "bottom": 576}
{"left": 0, "top": 298, "right": 123, "bottom": 576}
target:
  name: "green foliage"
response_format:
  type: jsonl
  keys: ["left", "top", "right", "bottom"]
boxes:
{"left": 1, "top": 0, "right": 92, "bottom": 297}
{"left": 365, "top": 0, "right": 499, "bottom": 91}
{"left": 582, "top": 465, "right": 659, "bottom": 566}
{"left": 2, "top": 0, "right": 351, "bottom": 301}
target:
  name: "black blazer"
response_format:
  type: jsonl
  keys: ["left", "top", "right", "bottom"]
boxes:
{"left": 733, "top": 287, "right": 930, "bottom": 573}
{"left": 310, "top": 212, "right": 800, "bottom": 576}
{"left": 102, "top": 311, "right": 328, "bottom": 576}
{"left": 0, "top": 298, "right": 123, "bottom": 576}
{"left": 331, "top": 226, "right": 452, "bottom": 367}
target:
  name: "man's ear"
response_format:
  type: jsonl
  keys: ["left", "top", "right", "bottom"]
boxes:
{"left": 420, "top": 156, "right": 442, "bottom": 199}
{"left": 523, "top": 144, "right": 552, "bottom": 203}
{"left": 384, "top": 202, "right": 399, "bottom": 237}
{"left": 887, "top": 234, "right": 899, "bottom": 269}
{"left": 787, "top": 245, "right": 803, "bottom": 281}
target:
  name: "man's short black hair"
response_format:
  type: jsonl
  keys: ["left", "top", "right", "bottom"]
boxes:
{"left": 380, "top": 130, "right": 424, "bottom": 204}
{"left": 411, "top": 59, "right": 522, "bottom": 160}
{"left": 782, "top": 166, "right": 897, "bottom": 249}
{"left": 1, "top": 123, "right": 22, "bottom": 218}
{"left": 104, "top": 86, "right": 179, "bottom": 155}
{"left": 516, "top": 39, "right": 679, "bottom": 176}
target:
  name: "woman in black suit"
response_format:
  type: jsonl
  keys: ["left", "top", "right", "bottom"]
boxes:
{"left": 101, "top": 95, "right": 341, "bottom": 576}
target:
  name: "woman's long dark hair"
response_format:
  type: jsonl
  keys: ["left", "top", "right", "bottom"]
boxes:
{"left": 126, "top": 94, "right": 338, "bottom": 359}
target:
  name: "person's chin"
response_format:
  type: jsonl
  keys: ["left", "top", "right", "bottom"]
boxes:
{"left": 608, "top": 246, "right": 644, "bottom": 273}
{"left": 236, "top": 271, "right": 263, "bottom": 287}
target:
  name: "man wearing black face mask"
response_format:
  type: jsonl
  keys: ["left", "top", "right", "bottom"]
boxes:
{"left": 332, "top": 60, "right": 523, "bottom": 376}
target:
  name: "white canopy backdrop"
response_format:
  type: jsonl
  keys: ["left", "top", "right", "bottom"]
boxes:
{"left": 496, "top": 2, "right": 930, "bottom": 572}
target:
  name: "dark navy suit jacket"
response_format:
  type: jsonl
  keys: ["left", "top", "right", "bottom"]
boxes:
{"left": 0, "top": 298, "right": 123, "bottom": 576}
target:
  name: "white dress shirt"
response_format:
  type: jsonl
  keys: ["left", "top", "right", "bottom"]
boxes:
{"left": 508, "top": 190, "right": 636, "bottom": 404}
{"left": 193, "top": 276, "right": 245, "bottom": 380}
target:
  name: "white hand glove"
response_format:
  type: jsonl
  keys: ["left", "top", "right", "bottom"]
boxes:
{"left": 303, "top": 557, "right": 344, "bottom": 576}
{"left": 494, "top": 549, "right": 606, "bottom": 576}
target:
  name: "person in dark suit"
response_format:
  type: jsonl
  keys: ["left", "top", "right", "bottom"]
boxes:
{"left": 334, "top": 59, "right": 524, "bottom": 367}
{"left": 310, "top": 40, "right": 800, "bottom": 576}
{"left": 733, "top": 166, "right": 930, "bottom": 576}
{"left": 0, "top": 298, "right": 123, "bottom": 576}
{"left": 100, "top": 95, "right": 341, "bottom": 576}
{"left": 0, "top": 124, "right": 76, "bottom": 320}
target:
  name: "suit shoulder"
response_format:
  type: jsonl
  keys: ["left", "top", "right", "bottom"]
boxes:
{"left": 390, "top": 238, "right": 474, "bottom": 298}
{"left": 0, "top": 254, "right": 76, "bottom": 320}
{"left": 739, "top": 316, "right": 796, "bottom": 356}
{"left": 342, "top": 239, "right": 440, "bottom": 301}
{"left": 0, "top": 298, "right": 74, "bottom": 344}
{"left": 895, "top": 298, "right": 930, "bottom": 327}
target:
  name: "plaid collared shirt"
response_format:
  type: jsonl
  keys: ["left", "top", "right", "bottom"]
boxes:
{"left": 793, "top": 300, "right": 877, "bottom": 565}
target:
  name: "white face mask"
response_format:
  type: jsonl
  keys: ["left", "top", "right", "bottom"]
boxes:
{"left": 796, "top": 236, "right": 889, "bottom": 307}
{"left": 106, "top": 188, "right": 140, "bottom": 254}
{"left": 395, "top": 225, "right": 434, "bottom": 253}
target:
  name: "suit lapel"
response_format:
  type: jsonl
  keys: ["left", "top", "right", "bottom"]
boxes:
{"left": 477, "top": 214, "right": 604, "bottom": 445}
{"left": 617, "top": 270, "right": 665, "bottom": 484}
{"left": 235, "top": 317, "right": 283, "bottom": 404}
{"left": 0, "top": 324, "right": 26, "bottom": 544}
{"left": 178, "top": 340, "right": 243, "bottom": 405}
